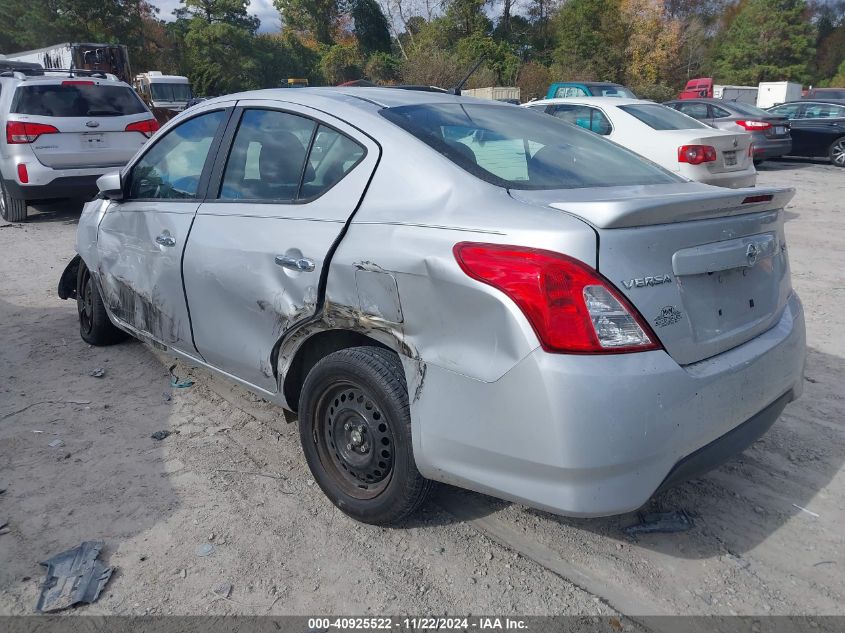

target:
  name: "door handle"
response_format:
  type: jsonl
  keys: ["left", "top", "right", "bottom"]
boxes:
{"left": 275, "top": 255, "right": 315, "bottom": 272}
{"left": 155, "top": 233, "right": 176, "bottom": 247}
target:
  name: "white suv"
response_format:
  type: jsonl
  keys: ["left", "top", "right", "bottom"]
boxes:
{"left": 0, "top": 67, "right": 158, "bottom": 221}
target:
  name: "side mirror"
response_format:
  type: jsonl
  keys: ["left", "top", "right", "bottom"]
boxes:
{"left": 96, "top": 172, "right": 123, "bottom": 200}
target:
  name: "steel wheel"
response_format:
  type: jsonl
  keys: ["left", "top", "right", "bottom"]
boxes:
{"left": 78, "top": 267, "right": 95, "bottom": 336}
{"left": 831, "top": 138, "right": 845, "bottom": 167}
{"left": 314, "top": 381, "right": 395, "bottom": 499}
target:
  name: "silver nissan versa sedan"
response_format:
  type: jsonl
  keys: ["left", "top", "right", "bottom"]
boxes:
{"left": 58, "top": 88, "right": 806, "bottom": 525}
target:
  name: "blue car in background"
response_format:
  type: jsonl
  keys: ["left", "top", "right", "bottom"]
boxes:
{"left": 546, "top": 82, "right": 637, "bottom": 99}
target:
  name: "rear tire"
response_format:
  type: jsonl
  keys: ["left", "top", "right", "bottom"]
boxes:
{"left": 298, "top": 346, "right": 431, "bottom": 525}
{"left": 76, "top": 263, "right": 127, "bottom": 346}
{"left": 829, "top": 137, "right": 845, "bottom": 168}
{"left": 0, "top": 180, "right": 27, "bottom": 222}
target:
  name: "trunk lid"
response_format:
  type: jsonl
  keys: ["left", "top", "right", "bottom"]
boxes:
{"left": 659, "top": 129, "right": 752, "bottom": 173}
{"left": 511, "top": 184, "right": 795, "bottom": 365}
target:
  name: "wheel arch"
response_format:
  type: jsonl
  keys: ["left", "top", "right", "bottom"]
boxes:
{"left": 282, "top": 327, "right": 398, "bottom": 413}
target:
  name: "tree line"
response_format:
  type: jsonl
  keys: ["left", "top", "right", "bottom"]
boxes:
{"left": 1, "top": 0, "right": 843, "bottom": 100}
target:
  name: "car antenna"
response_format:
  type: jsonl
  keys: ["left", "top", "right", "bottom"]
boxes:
{"left": 450, "top": 57, "right": 485, "bottom": 96}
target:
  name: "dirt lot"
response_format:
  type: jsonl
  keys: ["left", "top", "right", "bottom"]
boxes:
{"left": 1, "top": 160, "right": 843, "bottom": 619}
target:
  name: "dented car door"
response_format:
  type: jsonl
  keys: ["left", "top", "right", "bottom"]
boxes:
{"left": 182, "top": 102, "right": 380, "bottom": 391}
{"left": 96, "top": 108, "right": 230, "bottom": 349}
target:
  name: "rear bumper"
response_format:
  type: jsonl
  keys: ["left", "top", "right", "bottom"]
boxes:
{"left": 696, "top": 167, "right": 757, "bottom": 189}
{"left": 752, "top": 137, "right": 792, "bottom": 161}
{"left": 4, "top": 175, "right": 101, "bottom": 202}
{"left": 410, "top": 292, "right": 805, "bottom": 517}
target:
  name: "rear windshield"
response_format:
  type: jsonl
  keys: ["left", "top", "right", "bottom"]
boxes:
{"left": 725, "top": 101, "right": 776, "bottom": 117}
{"left": 380, "top": 103, "right": 680, "bottom": 190}
{"left": 151, "top": 83, "right": 192, "bottom": 102}
{"left": 618, "top": 104, "right": 710, "bottom": 130}
{"left": 13, "top": 83, "right": 147, "bottom": 117}
{"left": 588, "top": 84, "right": 637, "bottom": 98}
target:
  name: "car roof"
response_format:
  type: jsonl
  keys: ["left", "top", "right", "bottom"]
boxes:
{"left": 772, "top": 100, "right": 845, "bottom": 107}
{"left": 201, "top": 86, "right": 511, "bottom": 111}
{"left": 526, "top": 96, "right": 651, "bottom": 107}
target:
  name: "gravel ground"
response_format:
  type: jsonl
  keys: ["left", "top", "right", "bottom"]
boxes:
{"left": 0, "top": 159, "right": 842, "bottom": 619}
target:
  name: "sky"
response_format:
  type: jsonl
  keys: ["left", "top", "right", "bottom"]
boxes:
{"left": 150, "top": 1, "right": 282, "bottom": 33}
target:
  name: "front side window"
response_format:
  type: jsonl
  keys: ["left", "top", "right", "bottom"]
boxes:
{"left": 381, "top": 103, "right": 679, "bottom": 190}
{"left": 618, "top": 103, "right": 709, "bottom": 130}
{"left": 802, "top": 103, "right": 845, "bottom": 119}
{"left": 13, "top": 83, "right": 147, "bottom": 117}
{"left": 127, "top": 110, "right": 225, "bottom": 199}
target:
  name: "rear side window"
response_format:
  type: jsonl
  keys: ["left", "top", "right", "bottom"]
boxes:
{"left": 549, "top": 105, "right": 612, "bottom": 135}
{"left": 13, "top": 83, "right": 147, "bottom": 117}
{"left": 675, "top": 102, "right": 709, "bottom": 119}
{"left": 618, "top": 104, "right": 709, "bottom": 130}
{"left": 381, "top": 103, "right": 679, "bottom": 190}
{"left": 219, "top": 109, "right": 365, "bottom": 202}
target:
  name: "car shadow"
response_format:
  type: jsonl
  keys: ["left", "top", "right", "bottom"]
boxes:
{"left": 22, "top": 200, "right": 86, "bottom": 224}
{"left": 420, "top": 346, "right": 843, "bottom": 561}
{"left": 0, "top": 297, "right": 179, "bottom": 597}
{"left": 758, "top": 158, "right": 830, "bottom": 171}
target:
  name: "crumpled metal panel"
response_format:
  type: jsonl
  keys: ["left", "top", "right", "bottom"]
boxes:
{"left": 36, "top": 540, "right": 113, "bottom": 612}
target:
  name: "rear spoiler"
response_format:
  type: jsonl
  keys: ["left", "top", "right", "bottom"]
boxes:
{"left": 511, "top": 185, "right": 794, "bottom": 229}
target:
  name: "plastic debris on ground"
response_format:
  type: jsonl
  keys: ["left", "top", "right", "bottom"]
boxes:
{"left": 150, "top": 430, "right": 171, "bottom": 441}
{"left": 48, "top": 439, "right": 65, "bottom": 448}
{"left": 89, "top": 368, "right": 105, "bottom": 378}
{"left": 624, "top": 510, "right": 694, "bottom": 536}
{"left": 169, "top": 364, "right": 194, "bottom": 389}
{"left": 196, "top": 543, "right": 215, "bottom": 557}
{"left": 36, "top": 540, "right": 113, "bottom": 612}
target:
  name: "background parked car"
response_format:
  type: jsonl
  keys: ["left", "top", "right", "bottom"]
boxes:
{"left": 0, "top": 68, "right": 159, "bottom": 221}
{"left": 546, "top": 82, "right": 636, "bottom": 99}
{"left": 766, "top": 100, "right": 845, "bottom": 167}
{"left": 527, "top": 97, "right": 756, "bottom": 188}
{"left": 664, "top": 98, "right": 791, "bottom": 163}
{"left": 802, "top": 87, "right": 845, "bottom": 102}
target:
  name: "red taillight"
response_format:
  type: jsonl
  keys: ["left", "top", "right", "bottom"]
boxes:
{"left": 62, "top": 80, "right": 95, "bottom": 86}
{"left": 453, "top": 243, "right": 661, "bottom": 354}
{"left": 125, "top": 118, "right": 160, "bottom": 138}
{"left": 6, "top": 121, "right": 60, "bottom": 144}
{"left": 736, "top": 120, "right": 771, "bottom": 131}
{"left": 678, "top": 145, "right": 717, "bottom": 165}
{"left": 17, "top": 163, "right": 28, "bottom": 183}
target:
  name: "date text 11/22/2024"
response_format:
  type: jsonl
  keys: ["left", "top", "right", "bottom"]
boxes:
{"left": 307, "top": 617, "right": 529, "bottom": 630}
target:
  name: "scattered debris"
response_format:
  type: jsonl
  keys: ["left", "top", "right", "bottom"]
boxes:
{"left": 32, "top": 430, "right": 45, "bottom": 434}
{"left": 0, "top": 527, "right": 10, "bottom": 535}
{"left": 212, "top": 582, "right": 233, "bottom": 598}
{"left": 48, "top": 439, "right": 65, "bottom": 449}
{"left": 169, "top": 365, "right": 194, "bottom": 389}
{"left": 624, "top": 510, "right": 694, "bottom": 536}
{"left": 36, "top": 541, "right": 113, "bottom": 612}
{"left": 195, "top": 543, "right": 215, "bottom": 557}
{"left": 180, "top": 569, "right": 187, "bottom": 578}
{"left": 162, "top": 392, "right": 172, "bottom": 402}
{"left": 813, "top": 560, "right": 835, "bottom": 567}
{"left": 150, "top": 430, "right": 171, "bottom": 441}
{"left": 792, "top": 503, "right": 820, "bottom": 518}
{"left": 89, "top": 368, "right": 105, "bottom": 378}
{"left": 1, "top": 223, "right": 22, "bottom": 229}
{"left": 0, "top": 400, "right": 92, "bottom": 422}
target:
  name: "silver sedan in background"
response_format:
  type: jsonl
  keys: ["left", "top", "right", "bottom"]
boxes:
{"left": 58, "top": 89, "right": 805, "bottom": 525}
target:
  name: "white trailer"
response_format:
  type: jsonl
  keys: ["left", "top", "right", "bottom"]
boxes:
{"left": 0, "top": 43, "right": 131, "bottom": 83}
{"left": 756, "top": 82, "right": 803, "bottom": 109}
{"left": 461, "top": 86, "right": 521, "bottom": 102}
{"left": 714, "top": 84, "right": 758, "bottom": 105}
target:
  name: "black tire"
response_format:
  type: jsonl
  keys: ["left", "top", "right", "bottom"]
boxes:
{"left": 829, "top": 136, "right": 845, "bottom": 168}
{"left": 76, "top": 263, "right": 127, "bottom": 346}
{"left": 0, "top": 180, "right": 27, "bottom": 222}
{"left": 298, "top": 346, "right": 431, "bottom": 525}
